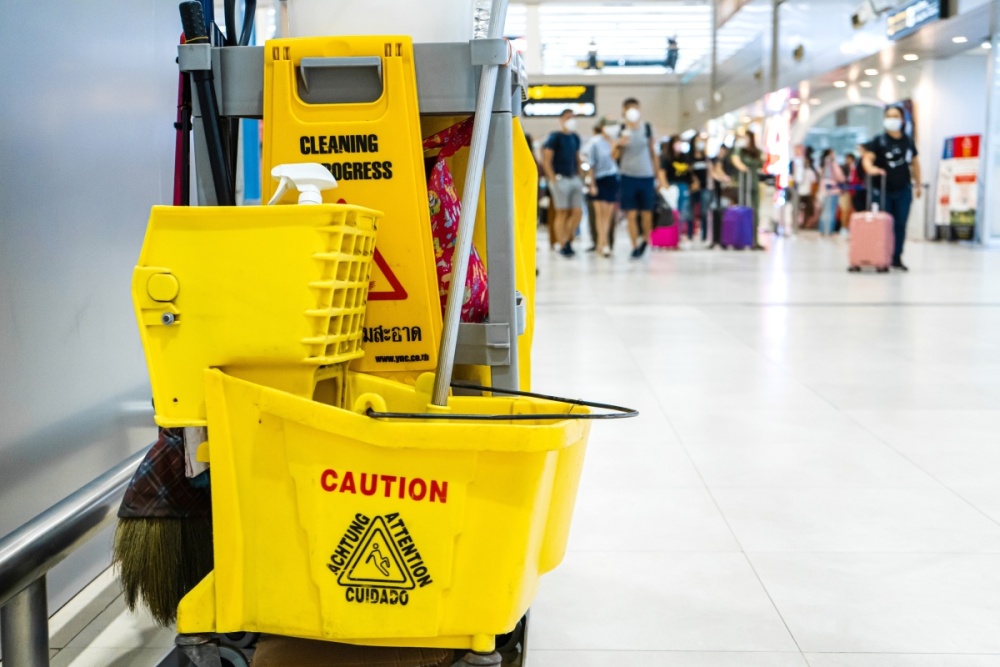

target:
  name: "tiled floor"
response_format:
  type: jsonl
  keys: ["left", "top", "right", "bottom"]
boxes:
{"left": 48, "top": 230, "right": 1000, "bottom": 666}
{"left": 528, "top": 231, "right": 1000, "bottom": 666}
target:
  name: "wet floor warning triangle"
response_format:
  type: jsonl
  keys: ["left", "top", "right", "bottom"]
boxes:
{"left": 338, "top": 517, "right": 416, "bottom": 589}
{"left": 368, "top": 249, "right": 408, "bottom": 301}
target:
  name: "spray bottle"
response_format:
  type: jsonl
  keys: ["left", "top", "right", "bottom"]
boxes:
{"left": 268, "top": 163, "right": 338, "bottom": 205}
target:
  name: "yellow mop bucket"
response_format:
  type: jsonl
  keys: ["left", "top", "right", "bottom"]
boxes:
{"left": 177, "top": 370, "right": 634, "bottom": 651}
{"left": 132, "top": 204, "right": 379, "bottom": 427}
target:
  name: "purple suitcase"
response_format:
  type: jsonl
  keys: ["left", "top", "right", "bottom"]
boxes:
{"left": 721, "top": 172, "right": 754, "bottom": 249}
{"left": 721, "top": 207, "right": 754, "bottom": 249}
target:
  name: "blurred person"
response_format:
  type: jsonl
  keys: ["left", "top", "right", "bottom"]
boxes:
{"left": 841, "top": 152, "right": 863, "bottom": 233}
{"left": 818, "top": 148, "right": 845, "bottom": 236}
{"left": 660, "top": 135, "right": 693, "bottom": 237}
{"left": 614, "top": 98, "right": 668, "bottom": 259}
{"left": 708, "top": 143, "right": 735, "bottom": 248}
{"left": 585, "top": 119, "right": 620, "bottom": 257}
{"left": 542, "top": 109, "right": 584, "bottom": 257}
{"left": 862, "top": 105, "right": 922, "bottom": 271}
{"left": 731, "top": 131, "right": 765, "bottom": 250}
{"left": 690, "top": 137, "right": 711, "bottom": 242}
{"left": 796, "top": 149, "right": 819, "bottom": 229}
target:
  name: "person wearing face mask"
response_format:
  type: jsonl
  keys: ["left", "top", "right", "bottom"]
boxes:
{"left": 660, "top": 135, "right": 693, "bottom": 238}
{"left": 730, "top": 130, "right": 766, "bottom": 250}
{"left": 818, "top": 148, "right": 846, "bottom": 236}
{"left": 543, "top": 109, "right": 584, "bottom": 257}
{"left": 689, "top": 137, "right": 711, "bottom": 243}
{"left": 862, "top": 105, "right": 922, "bottom": 271}
{"left": 583, "top": 119, "right": 620, "bottom": 257}
{"left": 614, "top": 98, "right": 669, "bottom": 259}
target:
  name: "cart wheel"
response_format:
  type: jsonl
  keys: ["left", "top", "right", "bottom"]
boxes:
{"left": 876, "top": 266, "right": 890, "bottom": 273}
{"left": 848, "top": 266, "right": 861, "bottom": 272}
{"left": 220, "top": 632, "right": 259, "bottom": 649}
{"left": 495, "top": 616, "right": 526, "bottom": 654}
{"left": 219, "top": 645, "right": 250, "bottom": 667}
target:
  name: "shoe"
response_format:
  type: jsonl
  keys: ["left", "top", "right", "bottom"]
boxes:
{"left": 639, "top": 240, "right": 648, "bottom": 256}
{"left": 891, "top": 262, "right": 909, "bottom": 272}
{"left": 559, "top": 243, "right": 575, "bottom": 257}
{"left": 630, "top": 245, "right": 644, "bottom": 259}
{"left": 752, "top": 244, "right": 765, "bottom": 251}
{"left": 586, "top": 245, "right": 597, "bottom": 253}
{"left": 601, "top": 246, "right": 612, "bottom": 258}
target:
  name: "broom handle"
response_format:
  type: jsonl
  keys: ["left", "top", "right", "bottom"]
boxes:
{"left": 431, "top": 0, "right": 509, "bottom": 407}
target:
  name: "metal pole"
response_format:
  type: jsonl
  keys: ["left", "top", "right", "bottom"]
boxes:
{"left": 431, "top": 0, "right": 509, "bottom": 406}
{"left": 770, "top": 0, "right": 781, "bottom": 94}
{"left": 1, "top": 578, "right": 49, "bottom": 667}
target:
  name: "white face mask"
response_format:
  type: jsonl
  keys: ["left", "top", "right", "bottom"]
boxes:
{"left": 736, "top": 139, "right": 748, "bottom": 149}
{"left": 625, "top": 108, "right": 642, "bottom": 123}
{"left": 603, "top": 124, "right": 621, "bottom": 139}
{"left": 564, "top": 118, "right": 578, "bottom": 132}
{"left": 884, "top": 117, "right": 903, "bottom": 133}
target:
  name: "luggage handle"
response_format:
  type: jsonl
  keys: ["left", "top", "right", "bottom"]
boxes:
{"left": 738, "top": 169, "right": 751, "bottom": 208}
{"left": 297, "top": 56, "right": 384, "bottom": 105}
{"left": 365, "top": 382, "right": 639, "bottom": 421}
{"left": 866, "top": 172, "right": 886, "bottom": 213}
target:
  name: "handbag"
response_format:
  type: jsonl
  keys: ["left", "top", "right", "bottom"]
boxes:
{"left": 422, "top": 118, "right": 489, "bottom": 323}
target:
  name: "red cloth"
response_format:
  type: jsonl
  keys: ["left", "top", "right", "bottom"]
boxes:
{"left": 423, "top": 119, "right": 489, "bottom": 323}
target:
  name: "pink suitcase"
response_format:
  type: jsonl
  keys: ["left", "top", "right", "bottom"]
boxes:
{"left": 651, "top": 210, "right": 681, "bottom": 249}
{"left": 848, "top": 176, "right": 893, "bottom": 272}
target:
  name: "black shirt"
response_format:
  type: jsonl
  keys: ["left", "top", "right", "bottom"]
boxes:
{"left": 864, "top": 133, "right": 917, "bottom": 192}
{"left": 661, "top": 154, "right": 693, "bottom": 186}
{"left": 690, "top": 155, "right": 709, "bottom": 189}
{"left": 543, "top": 131, "right": 581, "bottom": 177}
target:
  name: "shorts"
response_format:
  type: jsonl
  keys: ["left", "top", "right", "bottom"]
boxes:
{"left": 619, "top": 175, "right": 656, "bottom": 212}
{"left": 551, "top": 175, "right": 584, "bottom": 210}
{"left": 594, "top": 175, "right": 620, "bottom": 203}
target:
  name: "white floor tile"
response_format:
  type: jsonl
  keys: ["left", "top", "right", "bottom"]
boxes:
{"left": 528, "top": 651, "right": 809, "bottom": 666}
{"left": 530, "top": 552, "right": 798, "bottom": 652}
{"left": 683, "top": 438, "right": 936, "bottom": 489}
{"left": 805, "top": 655, "right": 1000, "bottom": 667}
{"left": 568, "top": 486, "right": 740, "bottom": 552}
{"left": 714, "top": 488, "right": 1000, "bottom": 553}
{"left": 579, "top": 440, "right": 703, "bottom": 488}
{"left": 751, "top": 553, "right": 1000, "bottom": 653}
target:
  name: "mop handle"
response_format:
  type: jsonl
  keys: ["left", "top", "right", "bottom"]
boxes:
{"left": 430, "top": 0, "right": 510, "bottom": 407}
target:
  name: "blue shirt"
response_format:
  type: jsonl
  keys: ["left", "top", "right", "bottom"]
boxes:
{"left": 587, "top": 136, "right": 619, "bottom": 179}
{"left": 544, "top": 131, "right": 581, "bottom": 177}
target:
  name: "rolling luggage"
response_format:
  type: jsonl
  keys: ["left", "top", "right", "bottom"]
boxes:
{"left": 848, "top": 175, "right": 894, "bottom": 273}
{"left": 721, "top": 172, "right": 754, "bottom": 249}
{"left": 651, "top": 192, "right": 680, "bottom": 249}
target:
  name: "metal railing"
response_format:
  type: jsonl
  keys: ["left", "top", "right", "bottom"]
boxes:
{"left": 0, "top": 446, "right": 149, "bottom": 667}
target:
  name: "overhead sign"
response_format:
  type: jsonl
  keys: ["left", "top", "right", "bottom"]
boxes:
{"left": 887, "top": 0, "right": 952, "bottom": 40}
{"left": 523, "top": 85, "right": 596, "bottom": 118}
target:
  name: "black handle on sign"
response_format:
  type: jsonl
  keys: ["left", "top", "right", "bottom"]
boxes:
{"left": 179, "top": 1, "right": 235, "bottom": 206}
{"left": 365, "top": 383, "right": 639, "bottom": 421}
{"left": 179, "top": 1, "right": 208, "bottom": 42}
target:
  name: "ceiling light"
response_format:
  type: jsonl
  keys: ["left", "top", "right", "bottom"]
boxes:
{"left": 864, "top": 68, "right": 878, "bottom": 75}
{"left": 896, "top": 74, "right": 906, "bottom": 82}
{"left": 983, "top": 42, "right": 993, "bottom": 49}
{"left": 952, "top": 36, "right": 968, "bottom": 44}
{"left": 833, "top": 80, "right": 847, "bottom": 88}
{"left": 789, "top": 98, "right": 801, "bottom": 105}
{"left": 859, "top": 80, "right": 873, "bottom": 88}
{"left": 741, "top": 116, "right": 751, "bottom": 123}
{"left": 903, "top": 53, "right": 919, "bottom": 61}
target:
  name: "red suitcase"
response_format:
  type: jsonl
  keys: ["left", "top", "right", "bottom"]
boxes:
{"left": 848, "top": 176, "right": 893, "bottom": 272}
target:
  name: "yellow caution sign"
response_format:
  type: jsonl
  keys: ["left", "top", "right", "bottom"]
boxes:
{"left": 263, "top": 36, "right": 441, "bottom": 373}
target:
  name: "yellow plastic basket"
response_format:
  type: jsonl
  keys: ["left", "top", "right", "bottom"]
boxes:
{"left": 132, "top": 204, "right": 379, "bottom": 427}
{"left": 177, "top": 370, "right": 596, "bottom": 652}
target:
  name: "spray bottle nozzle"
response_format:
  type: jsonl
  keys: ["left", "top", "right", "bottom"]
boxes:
{"left": 268, "top": 163, "right": 338, "bottom": 205}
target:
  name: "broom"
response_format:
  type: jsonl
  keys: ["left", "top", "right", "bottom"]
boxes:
{"left": 113, "top": 428, "right": 213, "bottom": 626}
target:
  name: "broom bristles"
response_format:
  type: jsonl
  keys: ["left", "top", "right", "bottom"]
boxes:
{"left": 113, "top": 517, "right": 213, "bottom": 627}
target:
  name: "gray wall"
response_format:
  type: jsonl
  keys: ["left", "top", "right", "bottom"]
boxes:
{"left": 0, "top": 0, "right": 175, "bottom": 618}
